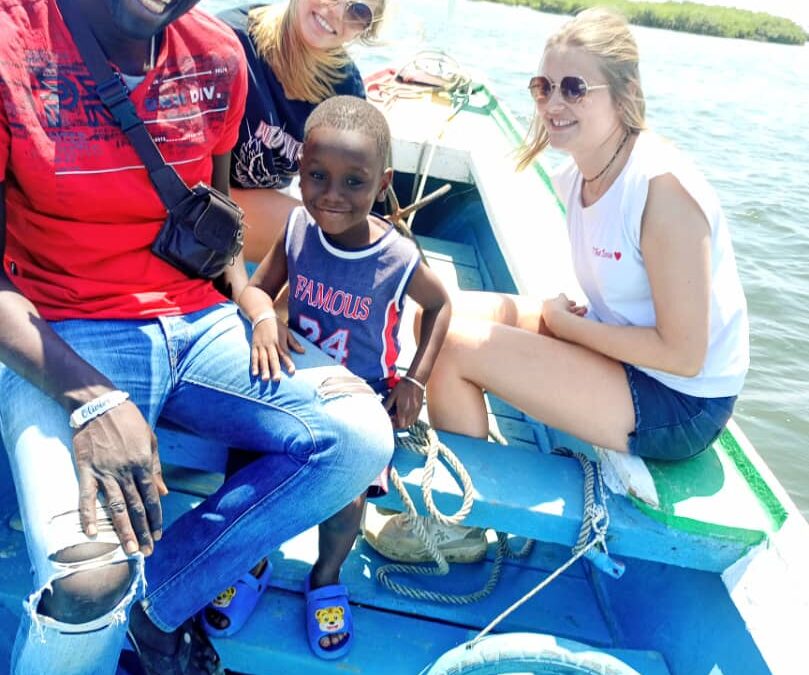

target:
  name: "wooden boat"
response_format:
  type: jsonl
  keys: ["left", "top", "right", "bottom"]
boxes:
{"left": 1, "top": 57, "right": 808, "bottom": 674}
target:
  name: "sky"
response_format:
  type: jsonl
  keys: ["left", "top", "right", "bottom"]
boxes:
{"left": 646, "top": 0, "right": 809, "bottom": 29}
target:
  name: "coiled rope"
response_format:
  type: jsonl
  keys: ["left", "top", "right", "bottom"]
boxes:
{"left": 375, "top": 420, "right": 533, "bottom": 604}
{"left": 367, "top": 50, "right": 472, "bottom": 114}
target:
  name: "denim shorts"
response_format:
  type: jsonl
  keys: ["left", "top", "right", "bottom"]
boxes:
{"left": 623, "top": 364, "right": 737, "bottom": 461}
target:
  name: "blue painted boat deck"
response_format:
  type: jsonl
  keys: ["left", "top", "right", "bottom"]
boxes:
{"left": 0, "top": 234, "right": 771, "bottom": 674}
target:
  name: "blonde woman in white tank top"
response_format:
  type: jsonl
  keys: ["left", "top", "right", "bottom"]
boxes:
{"left": 424, "top": 8, "right": 748, "bottom": 461}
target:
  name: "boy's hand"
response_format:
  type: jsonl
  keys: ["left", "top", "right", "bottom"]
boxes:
{"left": 384, "top": 379, "right": 425, "bottom": 429}
{"left": 285, "top": 328, "right": 305, "bottom": 356}
{"left": 251, "top": 319, "right": 304, "bottom": 381}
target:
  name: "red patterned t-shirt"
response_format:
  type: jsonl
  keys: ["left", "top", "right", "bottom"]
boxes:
{"left": 0, "top": 0, "right": 247, "bottom": 319}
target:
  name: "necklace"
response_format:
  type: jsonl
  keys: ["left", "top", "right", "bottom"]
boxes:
{"left": 582, "top": 130, "right": 630, "bottom": 183}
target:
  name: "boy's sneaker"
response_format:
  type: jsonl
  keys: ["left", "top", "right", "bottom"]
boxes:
{"left": 361, "top": 503, "right": 487, "bottom": 563}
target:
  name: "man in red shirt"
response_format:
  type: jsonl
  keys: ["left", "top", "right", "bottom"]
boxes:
{"left": 0, "top": 1, "right": 393, "bottom": 673}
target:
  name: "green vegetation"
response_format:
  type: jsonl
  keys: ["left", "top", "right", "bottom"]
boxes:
{"left": 478, "top": 0, "right": 808, "bottom": 44}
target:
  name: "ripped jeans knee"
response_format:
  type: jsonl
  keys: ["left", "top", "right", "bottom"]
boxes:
{"left": 25, "top": 509, "right": 145, "bottom": 639}
{"left": 317, "top": 372, "right": 377, "bottom": 400}
{"left": 12, "top": 544, "right": 144, "bottom": 675}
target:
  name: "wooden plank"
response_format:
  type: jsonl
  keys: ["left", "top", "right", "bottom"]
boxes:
{"left": 488, "top": 395, "right": 530, "bottom": 421}
{"left": 210, "top": 587, "right": 668, "bottom": 675}
{"left": 157, "top": 422, "right": 761, "bottom": 572}
{"left": 374, "top": 430, "right": 764, "bottom": 573}
{"left": 447, "top": 263, "right": 484, "bottom": 291}
{"left": 214, "top": 586, "right": 472, "bottom": 675}
{"left": 2, "top": 412, "right": 759, "bottom": 577}
{"left": 157, "top": 424, "right": 228, "bottom": 474}
{"left": 157, "top": 490, "right": 610, "bottom": 646}
{"left": 419, "top": 234, "right": 479, "bottom": 268}
{"left": 162, "top": 465, "right": 224, "bottom": 497}
{"left": 420, "top": 252, "right": 482, "bottom": 293}
{"left": 487, "top": 413, "right": 537, "bottom": 446}
{"left": 157, "top": 494, "right": 668, "bottom": 675}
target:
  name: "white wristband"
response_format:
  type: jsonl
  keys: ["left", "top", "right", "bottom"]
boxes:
{"left": 252, "top": 309, "right": 278, "bottom": 331}
{"left": 401, "top": 375, "right": 426, "bottom": 392}
{"left": 69, "top": 390, "right": 130, "bottom": 429}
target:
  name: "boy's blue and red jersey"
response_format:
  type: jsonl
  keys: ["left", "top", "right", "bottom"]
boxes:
{"left": 284, "top": 206, "right": 421, "bottom": 393}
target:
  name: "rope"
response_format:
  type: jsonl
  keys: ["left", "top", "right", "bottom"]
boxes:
{"left": 564, "top": 448, "right": 611, "bottom": 558}
{"left": 366, "top": 51, "right": 472, "bottom": 230}
{"left": 376, "top": 530, "right": 532, "bottom": 605}
{"left": 406, "top": 82, "right": 469, "bottom": 230}
{"left": 375, "top": 421, "right": 533, "bottom": 604}
{"left": 396, "top": 422, "right": 474, "bottom": 526}
{"left": 467, "top": 449, "right": 611, "bottom": 646}
{"left": 369, "top": 51, "right": 530, "bottom": 605}
{"left": 366, "top": 51, "right": 472, "bottom": 114}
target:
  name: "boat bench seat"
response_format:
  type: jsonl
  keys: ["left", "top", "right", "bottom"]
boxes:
{"left": 155, "top": 419, "right": 758, "bottom": 575}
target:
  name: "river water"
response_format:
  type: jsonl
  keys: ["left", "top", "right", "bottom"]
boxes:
{"left": 203, "top": 0, "right": 809, "bottom": 518}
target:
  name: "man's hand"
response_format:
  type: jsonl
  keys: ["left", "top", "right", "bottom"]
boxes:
{"left": 72, "top": 401, "right": 167, "bottom": 556}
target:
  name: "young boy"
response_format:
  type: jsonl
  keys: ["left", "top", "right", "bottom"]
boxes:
{"left": 240, "top": 95, "right": 451, "bottom": 659}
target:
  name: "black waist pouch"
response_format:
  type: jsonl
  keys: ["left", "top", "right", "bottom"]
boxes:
{"left": 152, "top": 183, "right": 245, "bottom": 279}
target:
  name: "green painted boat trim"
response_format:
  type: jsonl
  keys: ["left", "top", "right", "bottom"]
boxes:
{"left": 626, "top": 429, "right": 787, "bottom": 548}
{"left": 628, "top": 495, "right": 767, "bottom": 550}
{"left": 464, "top": 83, "right": 566, "bottom": 214}
{"left": 716, "top": 428, "right": 788, "bottom": 530}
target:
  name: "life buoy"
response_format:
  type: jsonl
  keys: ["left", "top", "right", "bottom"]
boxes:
{"left": 424, "top": 632, "right": 641, "bottom": 675}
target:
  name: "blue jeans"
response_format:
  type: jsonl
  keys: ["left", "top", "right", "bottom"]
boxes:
{"left": 0, "top": 302, "right": 393, "bottom": 674}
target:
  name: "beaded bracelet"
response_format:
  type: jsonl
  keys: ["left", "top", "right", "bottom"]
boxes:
{"left": 401, "top": 375, "right": 426, "bottom": 392}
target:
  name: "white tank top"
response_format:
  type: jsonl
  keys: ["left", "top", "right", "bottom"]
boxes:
{"left": 553, "top": 131, "right": 749, "bottom": 397}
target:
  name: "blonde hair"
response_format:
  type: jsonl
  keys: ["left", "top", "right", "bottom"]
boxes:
{"left": 249, "top": 0, "right": 386, "bottom": 104}
{"left": 517, "top": 7, "right": 646, "bottom": 170}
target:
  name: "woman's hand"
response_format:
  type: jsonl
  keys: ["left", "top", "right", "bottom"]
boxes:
{"left": 384, "top": 379, "right": 425, "bottom": 429}
{"left": 72, "top": 402, "right": 167, "bottom": 556}
{"left": 251, "top": 318, "right": 304, "bottom": 381}
{"left": 541, "top": 293, "right": 587, "bottom": 336}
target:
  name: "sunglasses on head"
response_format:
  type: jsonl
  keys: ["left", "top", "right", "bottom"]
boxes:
{"left": 528, "top": 75, "right": 608, "bottom": 104}
{"left": 343, "top": 1, "right": 374, "bottom": 31}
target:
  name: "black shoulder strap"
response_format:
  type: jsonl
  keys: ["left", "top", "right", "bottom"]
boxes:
{"left": 56, "top": 0, "right": 191, "bottom": 209}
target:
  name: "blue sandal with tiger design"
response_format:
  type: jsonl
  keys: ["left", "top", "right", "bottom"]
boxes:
{"left": 304, "top": 573, "right": 354, "bottom": 660}
{"left": 199, "top": 559, "right": 272, "bottom": 638}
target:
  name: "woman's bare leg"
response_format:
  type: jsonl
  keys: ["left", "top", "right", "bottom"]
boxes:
{"left": 448, "top": 291, "right": 544, "bottom": 332}
{"left": 232, "top": 187, "right": 300, "bottom": 263}
{"left": 427, "top": 315, "right": 635, "bottom": 452}
{"left": 414, "top": 291, "right": 544, "bottom": 439}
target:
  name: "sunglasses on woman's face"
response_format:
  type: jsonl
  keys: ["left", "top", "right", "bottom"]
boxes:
{"left": 528, "top": 75, "right": 608, "bottom": 104}
{"left": 343, "top": 1, "right": 374, "bottom": 30}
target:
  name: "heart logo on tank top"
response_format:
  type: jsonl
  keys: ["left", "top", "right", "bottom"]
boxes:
{"left": 614, "top": 252, "right": 622, "bottom": 261}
